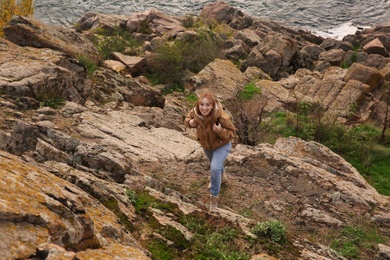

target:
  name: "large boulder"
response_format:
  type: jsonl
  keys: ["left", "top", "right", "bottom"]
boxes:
{"left": 110, "top": 52, "right": 146, "bottom": 77}
{"left": 75, "top": 12, "right": 129, "bottom": 32}
{"left": 223, "top": 136, "right": 390, "bottom": 232}
{"left": 77, "top": 9, "right": 186, "bottom": 39}
{"left": 0, "top": 38, "right": 90, "bottom": 107}
{"left": 296, "top": 44, "right": 326, "bottom": 69}
{"left": 222, "top": 39, "right": 251, "bottom": 60}
{"left": 343, "top": 63, "right": 384, "bottom": 91}
{"left": 0, "top": 150, "right": 149, "bottom": 260}
{"left": 319, "top": 49, "right": 346, "bottom": 66}
{"left": 199, "top": 1, "right": 253, "bottom": 30}
{"left": 359, "top": 23, "right": 390, "bottom": 53}
{"left": 381, "top": 62, "right": 390, "bottom": 81}
{"left": 328, "top": 79, "right": 371, "bottom": 116}
{"left": 73, "top": 107, "right": 198, "bottom": 163}
{"left": 90, "top": 68, "right": 165, "bottom": 108}
{"left": 363, "top": 38, "right": 389, "bottom": 57}
{"left": 4, "top": 15, "right": 99, "bottom": 62}
{"left": 241, "top": 32, "right": 298, "bottom": 79}
{"left": 188, "top": 58, "right": 247, "bottom": 101}
{"left": 259, "top": 32, "right": 298, "bottom": 67}
{"left": 125, "top": 9, "right": 184, "bottom": 36}
{"left": 234, "top": 28, "right": 262, "bottom": 47}
{"left": 274, "top": 63, "right": 386, "bottom": 120}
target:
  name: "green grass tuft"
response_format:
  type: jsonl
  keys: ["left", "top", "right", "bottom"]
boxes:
{"left": 239, "top": 82, "right": 261, "bottom": 101}
{"left": 251, "top": 220, "right": 287, "bottom": 243}
{"left": 330, "top": 224, "right": 385, "bottom": 259}
{"left": 76, "top": 54, "right": 98, "bottom": 76}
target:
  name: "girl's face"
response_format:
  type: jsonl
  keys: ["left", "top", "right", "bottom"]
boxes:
{"left": 199, "top": 97, "right": 213, "bottom": 116}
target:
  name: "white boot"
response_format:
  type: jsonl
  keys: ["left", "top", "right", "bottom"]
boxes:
{"left": 222, "top": 173, "right": 228, "bottom": 184}
{"left": 209, "top": 195, "right": 218, "bottom": 212}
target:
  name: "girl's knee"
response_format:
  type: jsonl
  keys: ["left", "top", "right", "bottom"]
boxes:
{"left": 210, "top": 165, "right": 222, "bottom": 175}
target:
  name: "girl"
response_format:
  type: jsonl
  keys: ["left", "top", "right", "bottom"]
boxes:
{"left": 184, "top": 93, "right": 237, "bottom": 212}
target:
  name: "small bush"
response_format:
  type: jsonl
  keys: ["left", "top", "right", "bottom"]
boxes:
{"left": 181, "top": 14, "right": 196, "bottom": 28}
{"left": 147, "top": 239, "right": 175, "bottom": 260}
{"left": 186, "top": 93, "right": 198, "bottom": 106}
{"left": 76, "top": 54, "right": 98, "bottom": 76}
{"left": 37, "top": 94, "right": 65, "bottom": 109}
{"left": 125, "top": 188, "right": 137, "bottom": 204}
{"left": 161, "top": 84, "right": 185, "bottom": 95}
{"left": 213, "top": 23, "right": 235, "bottom": 40}
{"left": 331, "top": 240, "right": 359, "bottom": 259}
{"left": 227, "top": 83, "right": 267, "bottom": 145}
{"left": 148, "top": 41, "right": 187, "bottom": 85}
{"left": 91, "top": 26, "right": 141, "bottom": 60}
{"left": 192, "top": 227, "right": 249, "bottom": 259}
{"left": 279, "top": 101, "right": 342, "bottom": 143}
{"left": 339, "top": 124, "right": 381, "bottom": 171}
{"left": 251, "top": 220, "right": 287, "bottom": 243}
{"left": 239, "top": 82, "right": 261, "bottom": 101}
{"left": 147, "top": 28, "right": 223, "bottom": 86}
{"left": 259, "top": 111, "right": 295, "bottom": 142}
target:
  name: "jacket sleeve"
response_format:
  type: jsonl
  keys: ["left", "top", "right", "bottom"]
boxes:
{"left": 216, "top": 115, "right": 236, "bottom": 140}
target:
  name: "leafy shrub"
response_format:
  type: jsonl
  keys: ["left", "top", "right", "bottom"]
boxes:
{"left": 76, "top": 54, "right": 98, "bottom": 76}
{"left": 227, "top": 82, "right": 266, "bottom": 145}
{"left": 91, "top": 26, "right": 141, "bottom": 60}
{"left": 147, "top": 28, "right": 223, "bottom": 86}
{"left": 185, "top": 93, "right": 198, "bottom": 106}
{"left": 259, "top": 111, "right": 295, "bottom": 143}
{"left": 161, "top": 84, "right": 186, "bottom": 95}
{"left": 125, "top": 188, "right": 137, "bottom": 204}
{"left": 331, "top": 240, "right": 359, "bottom": 259}
{"left": 213, "top": 23, "right": 235, "bottom": 40}
{"left": 37, "top": 94, "right": 65, "bottom": 109}
{"left": 181, "top": 14, "right": 196, "bottom": 28}
{"left": 337, "top": 124, "right": 390, "bottom": 195}
{"left": 0, "top": 0, "right": 34, "bottom": 36}
{"left": 251, "top": 220, "right": 287, "bottom": 243}
{"left": 148, "top": 41, "right": 187, "bottom": 86}
{"left": 192, "top": 227, "right": 249, "bottom": 259}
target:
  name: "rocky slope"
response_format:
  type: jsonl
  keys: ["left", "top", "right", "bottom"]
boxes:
{"left": 1, "top": 1, "right": 389, "bottom": 259}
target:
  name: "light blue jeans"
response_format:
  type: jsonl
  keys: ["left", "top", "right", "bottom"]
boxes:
{"left": 203, "top": 141, "right": 232, "bottom": 196}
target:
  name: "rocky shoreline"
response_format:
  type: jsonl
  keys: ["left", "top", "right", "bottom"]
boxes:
{"left": 1, "top": 1, "right": 389, "bottom": 259}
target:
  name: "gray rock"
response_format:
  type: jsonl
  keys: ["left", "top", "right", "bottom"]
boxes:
{"left": 90, "top": 67, "right": 165, "bottom": 108}
{"left": 0, "top": 38, "right": 90, "bottom": 106}
{"left": 4, "top": 15, "right": 99, "bottom": 62}
{"left": 377, "top": 244, "right": 390, "bottom": 260}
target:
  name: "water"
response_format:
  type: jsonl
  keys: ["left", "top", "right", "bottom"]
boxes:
{"left": 33, "top": 0, "right": 390, "bottom": 39}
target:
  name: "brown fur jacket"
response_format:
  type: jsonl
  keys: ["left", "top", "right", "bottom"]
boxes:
{"left": 184, "top": 99, "right": 237, "bottom": 150}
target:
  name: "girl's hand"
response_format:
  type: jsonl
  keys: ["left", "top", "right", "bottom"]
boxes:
{"left": 189, "top": 119, "right": 198, "bottom": 128}
{"left": 212, "top": 122, "right": 223, "bottom": 133}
